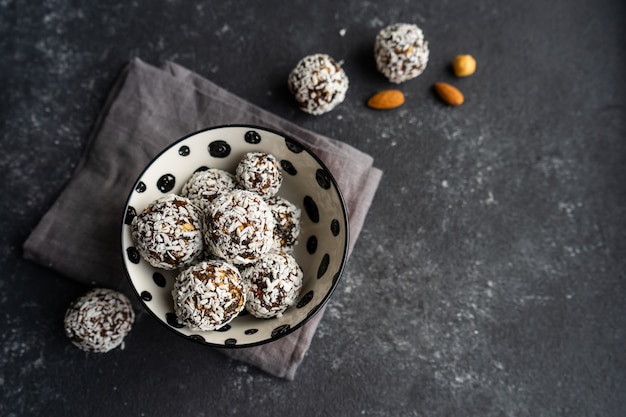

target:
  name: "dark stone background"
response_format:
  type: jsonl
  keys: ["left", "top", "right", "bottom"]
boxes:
{"left": 1, "top": 0, "right": 625, "bottom": 416}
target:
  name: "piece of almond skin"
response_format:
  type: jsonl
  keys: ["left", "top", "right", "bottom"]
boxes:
{"left": 367, "top": 89, "right": 405, "bottom": 110}
{"left": 434, "top": 82, "right": 464, "bottom": 106}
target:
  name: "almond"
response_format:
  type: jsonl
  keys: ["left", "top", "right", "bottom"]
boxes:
{"left": 434, "top": 82, "right": 464, "bottom": 106}
{"left": 367, "top": 89, "right": 405, "bottom": 110}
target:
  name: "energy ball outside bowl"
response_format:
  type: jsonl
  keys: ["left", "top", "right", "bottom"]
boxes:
{"left": 374, "top": 23, "right": 429, "bottom": 84}
{"left": 172, "top": 260, "right": 246, "bottom": 331}
{"left": 204, "top": 189, "right": 275, "bottom": 265}
{"left": 240, "top": 251, "right": 303, "bottom": 319}
{"left": 236, "top": 152, "right": 283, "bottom": 198}
{"left": 288, "top": 53, "right": 349, "bottom": 115}
{"left": 180, "top": 169, "right": 237, "bottom": 214}
{"left": 64, "top": 288, "right": 135, "bottom": 353}
{"left": 131, "top": 194, "right": 204, "bottom": 270}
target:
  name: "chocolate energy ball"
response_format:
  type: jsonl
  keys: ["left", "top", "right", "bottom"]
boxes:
{"left": 180, "top": 169, "right": 237, "bottom": 213}
{"left": 204, "top": 189, "right": 275, "bottom": 265}
{"left": 131, "top": 194, "right": 204, "bottom": 270}
{"left": 64, "top": 288, "right": 135, "bottom": 353}
{"left": 172, "top": 260, "right": 246, "bottom": 331}
{"left": 268, "top": 196, "right": 301, "bottom": 251}
{"left": 288, "top": 53, "right": 349, "bottom": 115}
{"left": 374, "top": 23, "right": 429, "bottom": 83}
{"left": 236, "top": 152, "right": 283, "bottom": 198}
{"left": 240, "top": 251, "right": 303, "bottom": 319}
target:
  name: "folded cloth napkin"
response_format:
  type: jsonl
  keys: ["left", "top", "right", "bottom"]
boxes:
{"left": 23, "top": 58, "right": 382, "bottom": 380}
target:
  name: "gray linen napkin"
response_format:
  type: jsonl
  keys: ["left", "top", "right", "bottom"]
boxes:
{"left": 23, "top": 58, "right": 382, "bottom": 380}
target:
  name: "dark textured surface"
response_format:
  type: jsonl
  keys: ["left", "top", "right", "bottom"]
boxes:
{"left": 1, "top": 0, "right": 625, "bottom": 416}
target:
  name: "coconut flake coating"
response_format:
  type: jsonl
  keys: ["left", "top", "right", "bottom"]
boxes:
{"left": 288, "top": 53, "right": 349, "bottom": 115}
{"left": 241, "top": 251, "right": 303, "bottom": 319}
{"left": 172, "top": 260, "right": 246, "bottom": 331}
{"left": 64, "top": 288, "right": 135, "bottom": 353}
{"left": 374, "top": 23, "right": 429, "bottom": 83}
{"left": 131, "top": 194, "right": 204, "bottom": 270}
{"left": 268, "top": 196, "right": 301, "bottom": 250}
{"left": 236, "top": 152, "right": 283, "bottom": 198}
{"left": 180, "top": 169, "right": 237, "bottom": 213}
{"left": 204, "top": 189, "right": 275, "bottom": 264}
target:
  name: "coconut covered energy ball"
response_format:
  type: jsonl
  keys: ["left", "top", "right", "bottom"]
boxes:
{"left": 131, "top": 194, "right": 204, "bottom": 270}
{"left": 64, "top": 288, "right": 135, "bottom": 353}
{"left": 204, "top": 189, "right": 275, "bottom": 264}
{"left": 180, "top": 169, "right": 237, "bottom": 213}
{"left": 288, "top": 53, "right": 349, "bottom": 115}
{"left": 241, "top": 251, "right": 303, "bottom": 319}
{"left": 374, "top": 23, "right": 429, "bottom": 83}
{"left": 268, "top": 196, "right": 301, "bottom": 251}
{"left": 236, "top": 152, "right": 283, "bottom": 198}
{"left": 172, "top": 260, "right": 246, "bottom": 331}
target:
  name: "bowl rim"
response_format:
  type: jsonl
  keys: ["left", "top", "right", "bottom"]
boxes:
{"left": 120, "top": 124, "right": 350, "bottom": 348}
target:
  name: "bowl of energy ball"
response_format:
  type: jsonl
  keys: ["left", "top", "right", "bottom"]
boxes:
{"left": 121, "top": 125, "right": 349, "bottom": 348}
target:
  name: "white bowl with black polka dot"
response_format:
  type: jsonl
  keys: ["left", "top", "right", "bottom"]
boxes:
{"left": 121, "top": 125, "right": 349, "bottom": 348}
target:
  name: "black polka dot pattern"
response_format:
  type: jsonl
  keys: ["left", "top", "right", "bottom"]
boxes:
{"left": 297, "top": 290, "right": 314, "bottom": 308}
{"left": 152, "top": 272, "right": 166, "bottom": 287}
{"left": 317, "top": 254, "right": 330, "bottom": 279}
{"left": 316, "top": 169, "right": 331, "bottom": 189}
{"left": 271, "top": 324, "right": 291, "bottom": 338}
{"left": 157, "top": 174, "right": 175, "bottom": 193}
{"left": 124, "top": 206, "right": 136, "bottom": 225}
{"left": 208, "top": 140, "right": 231, "bottom": 158}
{"left": 245, "top": 329, "right": 258, "bottom": 335}
{"left": 141, "top": 291, "right": 152, "bottom": 301}
{"left": 126, "top": 247, "right": 140, "bottom": 264}
{"left": 178, "top": 145, "right": 190, "bottom": 156}
{"left": 304, "top": 196, "right": 319, "bottom": 223}
{"left": 285, "top": 138, "right": 303, "bottom": 153}
{"left": 245, "top": 130, "right": 262, "bottom": 144}
{"left": 216, "top": 324, "right": 231, "bottom": 332}
{"left": 166, "top": 313, "right": 184, "bottom": 328}
{"left": 188, "top": 334, "right": 205, "bottom": 342}
{"left": 194, "top": 166, "right": 209, "bottom": 173}
{"left": 280, "top": 159, "right": 297, "bottom": 175}
{"left": 331, "top": 219, "right": 340, "bottom": 236}
{"left": 306, "top": 235, "right": 318, "bottom": 254}
{"left": 225, "top": 338, "right": 237, "bottom": 346}
{"left": 135, "top": 181, "right": 146, "bottom": 193}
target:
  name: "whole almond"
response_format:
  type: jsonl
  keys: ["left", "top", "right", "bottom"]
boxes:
{"left": 367, "top": 89, "right": 405, "bottom": 110}
{"left": 434, "top": 82, "right": 464, "bottom": 106}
